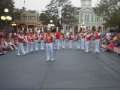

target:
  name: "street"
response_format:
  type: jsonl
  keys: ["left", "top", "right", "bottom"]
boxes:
{"left": 0, "top": 48, "right": 120, "bottom": 90}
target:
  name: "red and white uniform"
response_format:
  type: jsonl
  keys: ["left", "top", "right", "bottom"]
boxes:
{"left": 74, "top": 34, "right": 79, "bottom": 40}
{"left": 69, "top": 34, "right": 74, "bottom": 40}
{"left": 80, "top": 33, "right": 85, "bottom": 39}
{"left": 34, "top": 34, "right": 39, "bottom": 41}
{"left": 85, "top": 34, "right": 92, "bottom": 41}
{"left": 45, "top": 33, "right": 53, "bottom": 43}
{"left": 94, "top": 32, "right": 101, "bottom": 53}
{"left": 39, "top": 33, "right": 44, "bottom": 40}
{"left": 61, "top": 34, "right": 65, "bottom": 40}
{"left": 27, "top": 34, "right": 32, "bottom": 43}
{"left": 55, "top": 32, "right": 61, "bottom": 40}
{"left": 30, "top": 34, "right": 34, "bottom": 42}
{"left": 24, "top": 34, "right": 29, "bottom": 43}
{"left": 13, "top": 34, "right": 18, "bottom": 45}
{"left": 94, "top": 32, "right": 101, "bottom": 40}
{"left": 18, "top": 34, "right": 25, "bottom": 43}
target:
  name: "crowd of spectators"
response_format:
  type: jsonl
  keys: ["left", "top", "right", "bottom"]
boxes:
{"left": 0, "top": 32, "right": 17, "bottom": 55}
{"left": 101, "top": 30, "right": 120, "bottom": 54}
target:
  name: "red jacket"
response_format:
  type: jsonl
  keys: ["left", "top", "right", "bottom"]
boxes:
{"left": 55, "top": 32, "right": 61, "bottom": 39}
{"left": 45, "top": 33, "right": 53, "bottom": 43}
{"left": 95, "top": 32, "right": 101, "bottom": 39}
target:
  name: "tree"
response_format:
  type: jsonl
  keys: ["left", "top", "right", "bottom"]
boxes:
{"left": 0, "top": 0, "right": 14, "bottom": 30}
{"left": 46, "top": 0, "right": 78, "bottom": 27}
{"left": 94, "top": 0, "right": 120, "bottom": 29}
{"left": 0, "top": 0, "right": 14, "bottom": 16}
{"left": 46, "top": 0, "right": 71, "bottom": 19}
{"left": 39, "top": 12, "right": 50, "bottom": 25}
{"left": 62, "top": 5, "right": 78, "bottom": 25}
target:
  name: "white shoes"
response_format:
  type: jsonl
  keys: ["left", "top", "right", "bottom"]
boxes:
{"left": 46, "top": 58, "right": 55, "bottom": 62}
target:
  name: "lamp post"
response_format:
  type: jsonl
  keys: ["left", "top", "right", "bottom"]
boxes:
{"left": 48, "top": 20, "right": 55, "bottom": 31}
{"left": 1, "top": 8, "right": 12, "bottom": 21}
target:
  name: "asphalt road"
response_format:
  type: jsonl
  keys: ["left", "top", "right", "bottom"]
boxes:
{"left": 0, "top": 48, "right": 120, "bottom": 90}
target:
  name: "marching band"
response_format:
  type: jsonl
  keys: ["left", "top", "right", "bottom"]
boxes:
{"left": 14, "top": 26, "right": 101, "bottom": 61}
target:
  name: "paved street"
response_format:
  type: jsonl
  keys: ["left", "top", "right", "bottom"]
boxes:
{"left": 0, "top": 49, "right": 120, "bottom": 90}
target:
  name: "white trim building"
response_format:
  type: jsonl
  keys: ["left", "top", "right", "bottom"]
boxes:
{"left": 79, "top": 0, "right": 104, "bottom": 29}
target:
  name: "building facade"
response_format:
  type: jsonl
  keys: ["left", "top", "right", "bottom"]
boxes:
{"left": 79, "top": 0, "right": 104, "bottom": 29}
{"left": 15, "top": 8, "right": 41, "bottom": 30}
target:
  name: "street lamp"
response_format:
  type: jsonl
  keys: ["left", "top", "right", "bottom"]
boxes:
{"left": 47, "top": 20, "right": 55, "bottom": 30}
{"left": 50, "top": 20, "right": 53, "bottom": 23}
{"left": 0, "top": 8, "right": 12, "bottom": 33}
{"left": 1, "top": 16, "right": 6, "bottom": 21}
{"left": 4, "top": 8, "right": 9, "bottom": 13}
{"left": 50, "top": 20, "right": 55, "bottom": 27}
{"left": 0, "top": 8, "right": 12, "bottom": 21}
{"left": 11, "top": 23, "right": 17, "bottom": 27}
{"left": 6, "top": 16, "right": 12, "bottom": 21}
{"left": 11, "top": 22, "right": 17, "bottom": 33}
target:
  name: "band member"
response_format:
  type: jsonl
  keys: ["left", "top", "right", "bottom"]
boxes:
{"left": 13, "top": 33, "right": 18, "bottom": 46}
{"left": 30, "top": 32, "right": 35, "bottom": 52}
{"left": 44, "top": 29, "right": 54, "bottom": 61}
{"left": 34, "top": 32, "right": 39, "bottom": 51}
{"left": 80, "top": 30, "right": 85, "bottom": 50}
{"left": 75, "top": 33, "right": 80, "bottom": 49}
{"left": 94, "top": 29, "right": 101, "bottom": 53}
{"left": 85, "top": 31, "right": 92, "bottom": 53}
{"left": 24, "top": 32, "right": 29, "bottom": 54}
{"left": 55, "top": 28, "right": 61, "bottom": 50}
{"left": 17, "top": 32, "right": 26, "bottom": 56}
{"left": 40, "top": 31, "right": 45, "bottom": 50}
{"left": 69, "top": 32, "right": 74, "bottom": 48}
{"left": 60, "top": 32, "right": 65, "bottom": 48}
{"left": 27, "top": 32, "right": 33, "bottom": 52}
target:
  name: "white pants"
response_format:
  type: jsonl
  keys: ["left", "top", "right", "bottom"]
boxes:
{"left": 30, "top": 42, "right": 34, "bottom": 52}
{"left": 61, "top": 40, "right": 65, "bottom": 48}
{"left": 69, "top": 40, "right": 73, "bottom": 48}
{"left": 25, "top": 43, "right": 30, "bottom": 54}
{"left": 95, "top": 39, "right": 100, "bottom": 53}
{"left": 17, "top": 43, "right": 25, "bottom": 55}
{"left": 81, "top": 38, "right": 85, "bottom": 50}
{"left": 34, "top": 40, "right": 39, "bottom": 51}
{"left": 46, "top": 43, "right": 54, "bottom": 61}
{"left": 85, "top": 41, "right": 90, "bottom": 52}
{"left": 41, "top": 40, "right": 45, "bottom": 50}
{"left": 77, "top": 40, "right": 80, "bottom": 49}
{"left": 56, "top": 39, "right": 60, "bottom": 50}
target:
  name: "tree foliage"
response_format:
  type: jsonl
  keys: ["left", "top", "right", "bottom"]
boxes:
{"left": 62, "top": 5, "right": 78, "bottom": 25}
{"left": 46, "top": 0, "right": 77, "bottom": 26}
{"left": 94, "top": 0, "right": 120, "bottom": 28}
{"left": 0, "top": 0, "right": 14, "bottom": 16}
{"left": 39, "top": 12, "right": 50, "bottom": 25}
